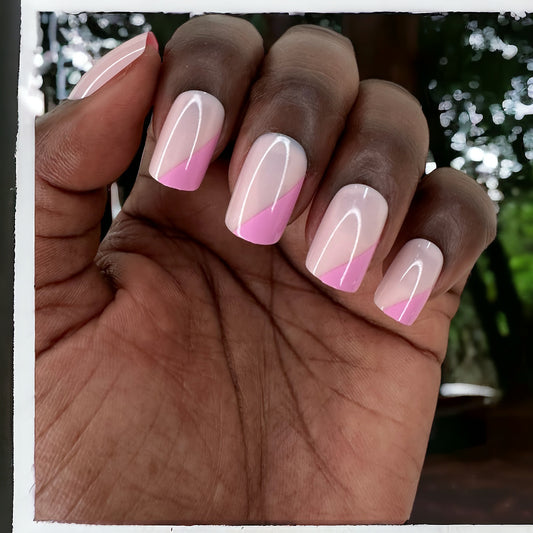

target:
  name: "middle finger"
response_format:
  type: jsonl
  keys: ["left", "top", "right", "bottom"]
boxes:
{"left": 225, "top": 24, "right": 359, "bottom": 245}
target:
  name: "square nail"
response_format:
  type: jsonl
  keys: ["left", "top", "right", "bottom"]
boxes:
{"left": 374, "top": 238, "right": 443, "bottom": 325}
{"left": 225, "top": 133, "right": 307, "bottom": 245}
{"left": 306, "top": 184, "right": 388, "bottom": 292}
{"left": 149, "top": 90, "right": 225, "bottom": 191}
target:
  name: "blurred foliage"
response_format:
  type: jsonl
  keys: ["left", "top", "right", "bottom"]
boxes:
{"left": 498, "top": 190, "right": 533, "bottom": 309}
{"left": 419, "top": 13, "right": 533, "bottom": 396}
{"left": 420, "top": 13, "right": 533, "bottom": 199}
{"left": 37, "top": 12, "right": 533, "bottom": 399}
{"left": 37, "top": 12, "right": 342, "bottom": 110}
{"left": 443, "top": 287, "right": 499, "bottom": 388}
{"left": 38, "top": 12, "right": 158, "bottom": 106}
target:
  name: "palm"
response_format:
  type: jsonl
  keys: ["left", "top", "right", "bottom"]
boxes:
{"left": 36, "top": 158, "right": 450, "bottom": 524}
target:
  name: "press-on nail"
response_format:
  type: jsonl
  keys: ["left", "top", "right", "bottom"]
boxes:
{"left": 225, "top": 133, "right": 307, "bottom": 245}
{"left": 68, "top": 32, "right": 158, "bottom": 100}
{"left": 374, "top": 238, "right": 443, "bottom": 325}
{"left": 149, "top": 90, "right": 224, "bottom": 191}
{"left": 306, "top": 184, "right": 388, "bottom": 292}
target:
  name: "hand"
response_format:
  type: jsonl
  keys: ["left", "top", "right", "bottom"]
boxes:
{"left": 35, "top": 15, "right": 496, "bottom": 524}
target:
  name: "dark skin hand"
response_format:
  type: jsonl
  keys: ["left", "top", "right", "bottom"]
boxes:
{"left": 35, "top": 15, "right": 497, "bottom": 524}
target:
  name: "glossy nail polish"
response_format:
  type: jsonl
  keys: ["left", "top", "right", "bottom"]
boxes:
{"left": 374, "top": 238, "right": 443, "bottom": 326}
{"left": 149, "top": 90, "right": 225, "bottom": 191}
{"left": 306, "top": 184, "right": 388, "bottom": 292}
{"left": 68, "top": 32, "right": 158, "bottom": 100}
{"left": 225, "top": 133, "right": 307, "bottom": 245}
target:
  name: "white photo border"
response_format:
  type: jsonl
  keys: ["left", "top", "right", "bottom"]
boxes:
{"left": 15, "top": 1, "right": 533, "bottom": 532}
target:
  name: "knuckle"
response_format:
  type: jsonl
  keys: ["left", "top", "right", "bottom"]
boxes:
{"left": 286, "top": 23, "right": 353, "bottom": 50}
{"left": 193, "top": 13, "right": 260, "bottom": 38}
{"left": 273, "top": 25, "right": 357, "bottom": 87}
{"left": 454, "top": 170, "right": 498, "bottom": 245}
{"left": 426, "top": 168, "right": 498, "bottom": 247}
{"left": 355, "top": 81, "right": 430, "bottom": 161}
{"left": 362, "top": 79, "right": 423, "bottom": 109}
{"left": 252, "top": 70, "right": 336, "bottom": 115}
{"left": 167, "top": 15, "right": 262, "bottom": 62}
{"left": 352, "top": 144, "right": 398, "bottom": 181}
{"left": 164, "top": 29, "right": 263, "bottom": 89}
{"left": 35, "top": 110, "right": 84, "bottom": 189}
{"left": 165, "top": 34, "right": 234, "bottom": 65}
{"left": 348, "top": 143, "right": 414, "bottom": 208}
{"left": 358, "top": 122, "right": 425, "bottom": 178}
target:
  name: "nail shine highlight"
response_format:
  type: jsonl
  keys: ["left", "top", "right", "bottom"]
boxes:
{"left": 68, "top": 32, "right": 158, "bottom": 100}
{"left": 306, "top": 184, "right": 388, "bottom": 292}
{"left": 225, "top": 133, "right": 307, "bottom": 245}
{"left": 374, "top": 238, "right": 443, "bottom": 325}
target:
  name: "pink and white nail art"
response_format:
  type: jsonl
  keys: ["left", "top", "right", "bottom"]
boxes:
{"left": 225, "top": 133, "right": 307, "bottom": 245}
{"left": 374, "top": 238, "right": 443, "bottom": 326}
{"left": 68, "top": 32, "right": 158, "bottom": 100}
{"left": 306, "top": 184, "right": 388, "bottom": 292}
{"left": 149, "top": 90, "right": 225, "bottom": 191}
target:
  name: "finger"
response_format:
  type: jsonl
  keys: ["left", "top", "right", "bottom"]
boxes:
{"left": 35, "top": 33, "right": 160, "bottom": 353}
{"left": 145, "top": 15, "right": 263, "bottom": 191}
{"left": 36, "top": 33, "right": 160, "bottom": 280}
{"left": 302, "top": 79, "right": 428, "bottom": 293}
{"left": 374, "top": 167, "right": 497, "bottom": 326}
{"left": 224, "top": 24, "right": 359, "bottom": 245}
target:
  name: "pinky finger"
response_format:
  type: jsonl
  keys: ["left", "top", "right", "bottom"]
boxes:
{"left": 374, "top": 167, "right": 497, "bottom": 326}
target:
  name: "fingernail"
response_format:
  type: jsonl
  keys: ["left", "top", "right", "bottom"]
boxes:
{"left": 68, "top": 32, "right": 158, "bottom": 100}
{"left": 225, "top": 133, "right": 307, "bottom": 245}
{"left": 149, "top": 90, "right": 225, "bottom": 191}
{"left": 374, "top": 238, "right": 443, "bottom": 326}
{"left": 305, "top": 184, "right": 388, "bottom": 292}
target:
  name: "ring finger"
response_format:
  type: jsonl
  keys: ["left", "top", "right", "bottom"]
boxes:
{"left": 301, "top": 79, "right": 429, "bottom": 294}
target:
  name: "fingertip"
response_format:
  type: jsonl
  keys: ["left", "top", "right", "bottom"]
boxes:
{"left": 305, "top": 184, "right": 388, "bottom": 293}
{"left": 225, "top": 133, "right": 307, "bottom": 245}
{"left": 146, "top": 31, "right": 159, "bottom": 52}
{"left": 37, "top": 34, "right": 161, "bottom": 192}
{"left": 373, "top": 167, "right": 497, "bottom": 326}
{"left": 68, "top": 32, "right": 161, "bottom": 101}
{"left": 148, "top": 90, "right": 225, "bottom": 192}
{"left": 374, "top": 238, "right": 443, "bottom": 326}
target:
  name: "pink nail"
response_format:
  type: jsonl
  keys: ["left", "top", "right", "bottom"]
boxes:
{"left": 68, "top": 32, "right": 158, "bottom": 100}
{"left": 374, "top": 239, "right": 443, "bottom": 325}
{"left": 149, "top": 91, "right": 225, "bottom": 191}
{"left": 225, "top": 133, "right": 307, "bottom": 245}
{"left": 306, "top": 184, "right": 388, "bottom": 292}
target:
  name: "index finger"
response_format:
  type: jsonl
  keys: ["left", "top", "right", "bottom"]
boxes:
{"left": 147, "top": 15, "right": 264, "bottom": 191}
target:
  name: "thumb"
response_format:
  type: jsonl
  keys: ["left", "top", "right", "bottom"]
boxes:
{"left": 35, "top": 32, "right": 160, "bottom": 354}
{"left": 37, "top": 32, "right": 160, "bottom": 191}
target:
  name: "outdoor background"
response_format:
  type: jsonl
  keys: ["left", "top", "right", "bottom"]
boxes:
{"left": 35, "top": 12, "right": 533, "bottom": 524}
